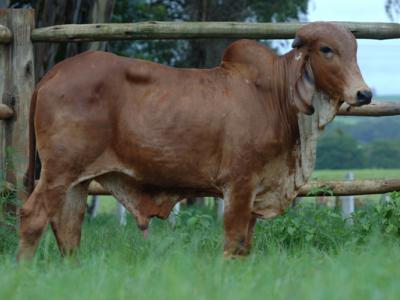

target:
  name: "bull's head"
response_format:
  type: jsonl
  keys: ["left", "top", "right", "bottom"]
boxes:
{"left": 291, "top": 22, "right": 372, "bottom": 115}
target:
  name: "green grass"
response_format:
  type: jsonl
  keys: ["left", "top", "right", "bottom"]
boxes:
{"left": 2, "top": 196, "right": 400, "bottom": 300}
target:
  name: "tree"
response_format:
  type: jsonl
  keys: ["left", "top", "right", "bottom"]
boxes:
{"left": 111, "top": 0, "right": 309, "bottom": 68}
{"left": 33, "top": 0, "right": 116, "bottom": 81}
{"left": 7, "top": 0, "right": 116, "bottom": 81}
{"left": 111, "top": 0, "right": 186, "bottom": 65}
{"left": 386, "top": 0, "right": 400, "bottom": 21}
{"left": 365, "top": 140, "right": 400, "bottom": 168}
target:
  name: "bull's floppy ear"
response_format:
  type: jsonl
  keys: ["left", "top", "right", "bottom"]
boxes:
{"left": 291, "top": 50, "right": 315, "bottom": 115}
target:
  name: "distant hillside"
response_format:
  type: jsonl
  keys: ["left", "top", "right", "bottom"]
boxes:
{"left": 374, "top": 95, "right": 400, "bottom": 102}
{"left": 327, "top": 116, "right": 400, "bottom": 143}
{"left": 326, "top": 95, "right": 400, "bottom": 143}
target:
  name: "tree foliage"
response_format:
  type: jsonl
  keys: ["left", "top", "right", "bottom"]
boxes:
{"left": 316, "top": 129, "right": 365, "bottom": 169}
{"left": 110, "top": 0, "right": 309, "bottom": 67}
{"left": 366, "top": 140, "right": 400, "bottom": 168}
{"left": 32, "top": 0, "right": 115, "bottom": 80}
{"left": 386, "top": 0, "right": 400, "bottom": 21}
{"left": 316, "top": 128, "right": 400, "bottom": 170}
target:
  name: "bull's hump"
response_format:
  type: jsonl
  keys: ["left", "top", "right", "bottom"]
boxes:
{"left": 221, "top": 39, "right": 276, "bottom": 69}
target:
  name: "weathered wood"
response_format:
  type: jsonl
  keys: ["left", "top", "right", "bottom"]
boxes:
{"left": 0, "top": 98, "right": 394, "bottom": 120}
{"left": 338, "top": 101, "right": 400, "bottom": 116}
{"left": 0, "top": 99, "right": 394, "bottom": 120}
{"left": 0, "top": 103, "right": 13, "bottom": 120}
{"left": 31, "top": 21, "right": 400, "bottom": 42}
{"left": 298, "top": 179, "right": 400, "bottom": 196}
{"left": 87, "top": 179, "right": 400, "bottom": 197}
{"left": 0, "top": 9, "right": 35, "bottom": 202}
{"left": 0, "top": 24, "right": 11, "bottom": 44}
{"left": 0, "top": 97, "right": 395, "bottom": 121}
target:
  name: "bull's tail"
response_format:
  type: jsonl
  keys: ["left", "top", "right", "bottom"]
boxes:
{"left": 23, "top": 89, "right": 38, "bottom": 196}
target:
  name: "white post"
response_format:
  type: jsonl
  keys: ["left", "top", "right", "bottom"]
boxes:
{"left": 169, "top": 202, "right": 181, "bottom": 226}
{"left": 217, "top": 198, "right": 224, "bottom": 219}
{"left": 117, "top": 202, "right": 127, "bottom": 226}
{"left": 341, "top": 172, "right": 355, "bottom": 223}
{"left": 383, "top": 193, "right": 391, "bottom": 203}
{"left": 87, "top": 195, "right": 99, "bottom": 218}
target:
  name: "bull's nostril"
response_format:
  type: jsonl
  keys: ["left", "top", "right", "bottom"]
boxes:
{"left": 356, "top": 90, "right": 372, "bottom": 105}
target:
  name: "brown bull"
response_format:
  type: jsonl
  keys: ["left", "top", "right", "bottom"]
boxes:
{"left": 18, "top": 22, "right": 371, "bottom": 260}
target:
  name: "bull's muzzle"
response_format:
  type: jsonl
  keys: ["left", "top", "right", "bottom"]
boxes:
{"left": 356, "top": 89, "right": 372, "bottom": 106}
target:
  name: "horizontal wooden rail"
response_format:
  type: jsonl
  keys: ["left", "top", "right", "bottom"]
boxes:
{"left": 0, "top": 104, "right": 14, "bottom": 120}
{"left": 338, "top": 101, "right": 400, "bottom": 116}
{"left": 0, "top": 24, "right": 12, "bottom": 43}
{"left": 31, "top": 21, "right": 400, "bottom": 42}
{"left": 298, "top": 179, "right": 400, "bottom": 196}
{"left": 0, "top": 101, "right": 394, "bottom": 122}
{"left": 3, "top": 179, "right": 399, "bottom": 197}
{"left": 86, "top": 179, "right": 400, "bottom": 197}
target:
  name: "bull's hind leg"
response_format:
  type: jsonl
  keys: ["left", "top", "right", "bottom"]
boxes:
{"left": 17, "top": 176, "right": 70, "bottom": 261}
{"left": 17, "top": 187, "right": 49, "bottom": 261}
{"left": 50, "top": 181, "right": 90, "bottom": 256}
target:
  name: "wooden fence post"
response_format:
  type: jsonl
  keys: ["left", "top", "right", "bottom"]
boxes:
{"left": 0, "top": 9, "right": 35, "bottom": 206}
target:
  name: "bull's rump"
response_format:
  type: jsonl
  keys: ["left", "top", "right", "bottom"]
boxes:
{"left": 34, "top": 51, "right": 260, "bottom": 190}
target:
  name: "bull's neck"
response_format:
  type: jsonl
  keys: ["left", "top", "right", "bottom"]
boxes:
{"left": 261, "top": 51, "right": 302, "bottom": 145}
{"left": 270, "top": 51, "right": 339, "bottom": 184}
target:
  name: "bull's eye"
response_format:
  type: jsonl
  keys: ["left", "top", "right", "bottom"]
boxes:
{"left": 320, "top": 46, "right": 334, "bottom": 58}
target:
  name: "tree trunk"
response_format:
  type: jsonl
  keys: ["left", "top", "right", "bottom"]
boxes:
{"left": 184, "top": 0, "right": 247, "bottom": 68}
{"left": 34, "top": 0, "right": 115, "bottom": 81}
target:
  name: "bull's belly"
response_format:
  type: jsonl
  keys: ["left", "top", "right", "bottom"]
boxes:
{"left": 76, "top": 149, "right": 221, "bottom": 197}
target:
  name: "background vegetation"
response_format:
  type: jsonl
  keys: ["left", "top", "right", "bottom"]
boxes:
{"left": 316, "top": 97, "right": 400, "bottom": 169}
{"left": 111, "top": 0, "right": 309, "bottom": 67}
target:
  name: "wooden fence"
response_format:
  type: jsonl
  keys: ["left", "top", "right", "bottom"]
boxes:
{"left": 0, "top": 9, "right": 400, "bottom": 198}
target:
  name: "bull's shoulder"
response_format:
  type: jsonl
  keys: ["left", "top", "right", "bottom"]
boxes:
{"left": 222, "top": 40, "right": 277, "bottom": 67}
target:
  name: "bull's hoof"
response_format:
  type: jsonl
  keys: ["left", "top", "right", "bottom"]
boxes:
{"left": 223, "top": 249, "right": 250, "bottom": 259}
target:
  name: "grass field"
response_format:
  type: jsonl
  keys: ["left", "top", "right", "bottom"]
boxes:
{"left": 2, "top": 202, "right": 400, "bottom": 300}
{"left": 1, "top": 170, "right": 400, "bottom": 300}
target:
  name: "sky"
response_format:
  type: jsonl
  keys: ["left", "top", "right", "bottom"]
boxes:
{"left": 278, "top": 0, "right": 400, "bottom": 96}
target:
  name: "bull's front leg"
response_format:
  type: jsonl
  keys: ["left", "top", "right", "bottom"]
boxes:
{"left": 223, "top": 184, "right": 255, "bottom": 257}
{"left": 244, "top": 214, "right": 258, "bottom": 252}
